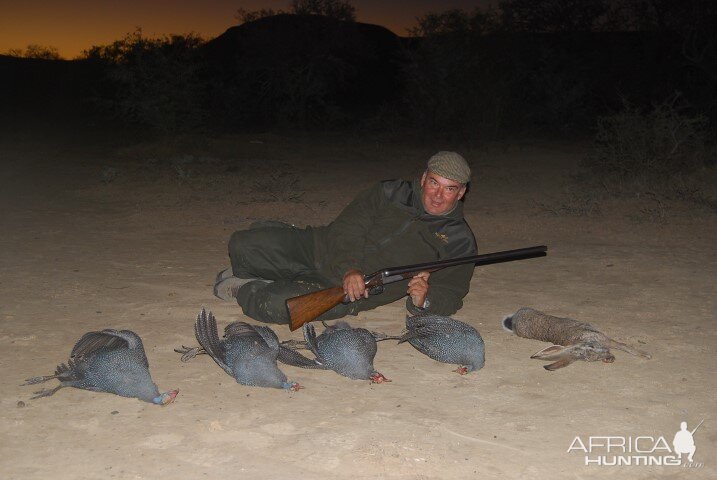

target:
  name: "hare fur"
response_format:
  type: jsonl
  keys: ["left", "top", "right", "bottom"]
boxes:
{"left": 503, "top": 307, "right": 651, "bottom": 370}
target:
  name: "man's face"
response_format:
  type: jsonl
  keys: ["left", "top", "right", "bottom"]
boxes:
{"left": 420, "top": 171, "right": 467, "bottom": 215}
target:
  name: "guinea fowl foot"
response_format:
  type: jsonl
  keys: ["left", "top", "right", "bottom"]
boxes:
{"left": 174, "top": 346, "right": 203, "bottom": 362}
{"left": 453, "top": 366, "right": 469, "bottom": 375}
{"left": 22, "top": 375, "right": 58, "bottom": 385}
{"left": 30, "top": 385, "right": 64, "bottom": 399}
{"left": 280, "top": 339, "right": 308, "bottom": 350}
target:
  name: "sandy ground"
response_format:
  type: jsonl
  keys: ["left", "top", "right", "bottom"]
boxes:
{"left": 1, "top": 130, "right": 715, "bottom": 479}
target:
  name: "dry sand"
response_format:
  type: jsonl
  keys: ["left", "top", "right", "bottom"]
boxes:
{"left": 1, "top": 131, "right": 715, "bottom": 479}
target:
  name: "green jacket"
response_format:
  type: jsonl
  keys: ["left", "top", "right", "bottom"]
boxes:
{"left": 312, "top": 179, "right": 477, "bottom": 316}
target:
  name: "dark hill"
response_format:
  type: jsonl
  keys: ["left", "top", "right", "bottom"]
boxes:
{"left": 201, "top": 14, "right": 406, "bottom": 122}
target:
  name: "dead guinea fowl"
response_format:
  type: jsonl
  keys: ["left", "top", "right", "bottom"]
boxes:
{"left": 23, "top": 329, "right": 178, "bottom": 405}
{"left": 281, "top": 321, "right": 390, "bottom": 383}
{"left": 177, "top": 308, "right": 303, "bottom": 391}
{"left": 396, "top": 314, "right": 485, "bottom": 375}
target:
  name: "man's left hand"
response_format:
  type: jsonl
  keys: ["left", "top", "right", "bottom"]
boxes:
{"left": 407, "top": 271, "right": 430, "bottom": 308}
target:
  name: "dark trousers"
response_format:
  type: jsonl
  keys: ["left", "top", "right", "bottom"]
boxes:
{"left": 228, "top": 222, "right": 353, "bottom": 324}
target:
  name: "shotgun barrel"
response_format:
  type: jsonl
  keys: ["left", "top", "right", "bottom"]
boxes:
{"left": 377, "top": 245, "right": 548, "bottom": 278}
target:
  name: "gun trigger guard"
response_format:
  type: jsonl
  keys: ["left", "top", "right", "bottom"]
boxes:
{"left": 342, "top": 285, "right": 381, "bottom": 304}
{"left": 368, "top": 285, "right": 384, "bottom": 296}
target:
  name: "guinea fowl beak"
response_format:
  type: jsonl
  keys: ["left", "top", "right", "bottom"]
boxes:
{"left": 370, "top": 373, "right": 391, "bottom": 384}
{"left": 154, "top": 390, "right": 179, "bottom": 405}
{"left": 453, "top": 366, "right": 469, "bottom": 375}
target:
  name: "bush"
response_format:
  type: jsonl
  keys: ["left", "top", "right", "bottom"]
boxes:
{"left": 5, "top": 44, "right": 62, "bottom": 60}
{"left": 84, "top": 30, "right": 208, "bottom": 133}
{"left": 401, "top": 10, "right": 500, "bottom": 135}
{"left": 584, "top": 94, "right": 709, "bottom": 193}
{"left": 237, "top": 50, "right": 351, "bottom": 127}
{"left": 401, "top": 10, "right": 590, "bottom": 138}
{"left": 290, "top": 0, "right": 356, "bottom": 21}
{"left": 211, "top": 15, "right": 366, "bottom": 129}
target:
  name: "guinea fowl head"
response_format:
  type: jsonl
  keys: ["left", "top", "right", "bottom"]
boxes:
{"left": 282, "top": 381, "right": 304, "bottom": 392}
{"left": 369, "top": 372, "right": 391, "bottom": 384}
{"left": 152, "top": 390, "right": 179, "bottom": 405}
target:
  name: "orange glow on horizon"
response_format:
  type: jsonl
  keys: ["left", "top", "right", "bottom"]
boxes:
{"left": 0, "top": 0, "right": 493, "bottom": 59}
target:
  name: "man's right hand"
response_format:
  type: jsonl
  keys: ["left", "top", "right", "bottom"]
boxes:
{"left": 342, "top": 269, "right": 368, "bottom": 302}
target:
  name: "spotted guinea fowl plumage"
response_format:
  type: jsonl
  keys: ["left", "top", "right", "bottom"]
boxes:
{"left": 287, "top": 321, "right": 389, "bottom": 383}
{"left": 23, "top": 329, "right": 178, "bottom": 404}
{"left": 398, "top": 314, "right": 485, "bottom": 374}
{"left": 184, "top": 308, "right": 302, "bottom": 390}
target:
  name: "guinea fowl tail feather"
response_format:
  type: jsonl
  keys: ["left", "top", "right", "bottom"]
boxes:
{"left": 303, "top": 323, "right": 322, "bottom": 360}
{"left": 277, "top": 346, "right": 326, "bottom": 369}
{"left": 194, "top": 308, "right": 227, "bottom": 370}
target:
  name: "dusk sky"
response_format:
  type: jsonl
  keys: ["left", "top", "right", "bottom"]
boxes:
{"left": 0, "top": 0, "right": 493, "bottom": 59}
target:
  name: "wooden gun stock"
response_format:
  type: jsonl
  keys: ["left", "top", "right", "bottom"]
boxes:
{"left": 287, "top": 286, "right": 346, "bottom": 331}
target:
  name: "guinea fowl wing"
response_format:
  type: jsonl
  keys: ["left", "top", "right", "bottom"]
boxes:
{"left": 194, "top": 308, "right": 231, "bottom": 375}
{"left": 71, "top": 329, "right": 149, "bottom": 367}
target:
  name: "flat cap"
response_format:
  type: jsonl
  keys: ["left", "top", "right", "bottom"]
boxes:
{"left": 427, "top": 151, "right": 471, "bottom": 184}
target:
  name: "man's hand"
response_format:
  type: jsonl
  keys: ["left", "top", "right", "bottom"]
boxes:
{"left": 407, "top": 271, "right": 430, "bottom": 308}
{"left": 343, "top": 269, "right": 368, "bottom": 302}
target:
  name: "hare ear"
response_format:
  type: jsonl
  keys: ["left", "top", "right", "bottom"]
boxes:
{"left": 530, "top": 345, "right": 569, "bottom": 360}
{"left": 544, "top": 357, "right": 577, "bottom": 370}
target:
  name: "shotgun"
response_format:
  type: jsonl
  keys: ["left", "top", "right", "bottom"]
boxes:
{"left": 286, "top": 245, "right": 547, "bottom": 331}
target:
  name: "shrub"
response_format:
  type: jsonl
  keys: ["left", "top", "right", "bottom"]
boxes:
{"left": 84, "top": 30, "right": 208, "bottom": 133}
{"left": 240, "top": 51, "right": 351, "bottom": 127}
{"left": 584, "top": 93, "right": 709, "bottom": 193}
{"left": 401, "top": 10, "right": 499, "bottom": 135}
{"left": 5, "top": 44, "right": 62, "bottom": 60}
{"left": 401, "top": 9, "right": 589, "bottom": 138}
{"left": 290, "top": 0, "right": 356, "bottom": 22}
